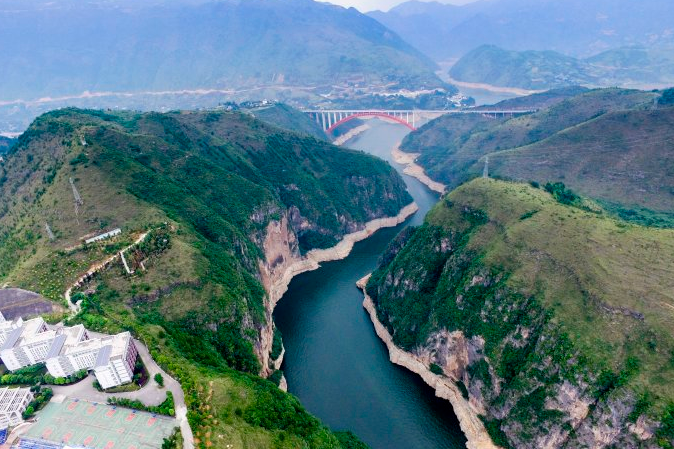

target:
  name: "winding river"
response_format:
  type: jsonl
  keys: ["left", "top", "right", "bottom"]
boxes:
{"left": 274, "top": 120, "right": 467, "bottom": 449}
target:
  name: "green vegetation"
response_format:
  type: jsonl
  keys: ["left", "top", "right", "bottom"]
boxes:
{"left": 367, "top": 179, "right": 674, "bottom": 447}
{"left": 22, "top": 386, "right": 53, "bottom": 420}
{"left": 661, "top": 88, "right": 674, "bottom": 106}
{"left": 400, "top": 87, "right": 674, "bottom": 227}
{"left": 162, "top": 428, "right": 183, "bottom": 449}
{"left": 450, "top": 45, "right": 593, "bottom": 90}
{"left": 429, "top": 363, "right": 443, "bottom": 375}
{"left": 108, "top": 392, "right": 175, "bottom": 417}
{"left": 155, "top": 373, "right": 165, "bottom": 387}
{"left": 0, "top": 108, "right": 393, "bottom": 448}
{"left": 0, "top": 136, "right": 14, "bottom": 154}
{"left": 43, "top": 369, "right": 88, "bottom": 386}
{"left": 271, "top": 328, "right": 284, "bottom": 361}
{"left": 0, "top": 364, "right": 88, "bottom": 387}
{"left": 251, "top": 104, "right": 326, "bottom": 140}
{"left": 268, "top": 370, "right": 284, "bottom": 387}
{"left": 334, "top": 431, "right": 370, "bottom": 449}
{"left": 450, "top": 45, "right": 674, "bottom": 90}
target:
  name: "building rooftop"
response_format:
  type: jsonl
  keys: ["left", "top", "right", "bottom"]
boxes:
{"left": 0, "top": 387, "right": 32, "bottom": 413}
{"left": 95, "top": 332, "right": 132, "bottom": 367}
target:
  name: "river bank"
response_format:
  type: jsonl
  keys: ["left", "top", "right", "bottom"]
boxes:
{"left": 357, "top": 275, "right": 499, "bottom": 449}
{"left": 333, "top": 124, "right": 371, "bottom": 146}
{"left": 273, "top": 120, "right": 465, "bottom": 449}
{"left": 391, "top": 145, "right": 446, "bottom": 194}
{"left": 257, "top": 202, "right": 419, "bottom": 376}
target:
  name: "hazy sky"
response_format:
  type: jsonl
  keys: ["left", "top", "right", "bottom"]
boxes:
{"left": 326, "top": 0, "right": 477, "bottom": 12}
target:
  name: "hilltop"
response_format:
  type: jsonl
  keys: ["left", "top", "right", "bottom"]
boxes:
{"left": 450, "top": 45, "right": 674, "bottom": 90}
{"left": 249, "top": 104, "right": 326, "bottom": 140}
{"left": 0, "top": 108, "right": 413, "bottom": 447}
{"left": 367, "top": 178, "right": 674, "bottom": 448}
{"left": 400, "top": 87, "right": 674, "bottom": 226}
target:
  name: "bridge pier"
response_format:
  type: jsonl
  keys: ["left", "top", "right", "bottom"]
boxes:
{"left": 302, "top": 108, "right": 537, "bottom": 134}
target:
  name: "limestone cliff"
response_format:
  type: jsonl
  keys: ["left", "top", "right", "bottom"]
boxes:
{"left": 358, "top": 275, "right": 499, "bottom": 449}
{"left": 256, "top": 202, "right": 419, "bottom": 376}
{"left": 365, "top": 179, "right": 674, "bottom": 449}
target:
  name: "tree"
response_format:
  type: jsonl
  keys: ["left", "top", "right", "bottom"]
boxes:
{"left": 154, "top": 373, "right": 164, "bottom": 387}
{"left": 22, "top": 406, "right": 35, "bottom": 420}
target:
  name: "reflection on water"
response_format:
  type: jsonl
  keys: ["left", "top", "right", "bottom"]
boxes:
{"left": 273, "top": 120, "right": 467, "bottom": 449}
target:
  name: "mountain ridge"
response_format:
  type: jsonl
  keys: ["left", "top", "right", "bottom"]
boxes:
{"left": 0, "top": 107, "right": 413, "bottom": 448}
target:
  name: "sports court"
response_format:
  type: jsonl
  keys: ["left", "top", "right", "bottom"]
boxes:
{"left": 21, "top": 398, "right": 176, "bottom": 449}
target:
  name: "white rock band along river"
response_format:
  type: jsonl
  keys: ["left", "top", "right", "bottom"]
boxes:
{"left": 273, "top": 120, "right": 467, "bottom": 449}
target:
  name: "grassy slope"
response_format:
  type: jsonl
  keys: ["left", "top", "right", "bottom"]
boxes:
{"left": 250, "top": 104, "right": 326, "bottom": 140}
{"left": 367, "top": 179, "right": 674, "bottom": 445}
{"left": 489, "top": 106, "right": 674, "bottom": 223}
{"left": 401, "top": 88, "right": 672, "bottom": 225}
{"left": 0, "top": 108, "right": 412, "bottom": 448}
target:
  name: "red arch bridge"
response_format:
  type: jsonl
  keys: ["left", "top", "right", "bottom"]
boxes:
{"left": 303, "top": 109, "right": 537, "bottom": 134}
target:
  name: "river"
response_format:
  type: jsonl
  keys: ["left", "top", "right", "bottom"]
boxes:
{"left": 273, "top": 120, "right": 467, "bottom": 449}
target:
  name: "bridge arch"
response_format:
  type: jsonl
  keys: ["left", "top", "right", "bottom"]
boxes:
{"left": 326, "top": 112, "right": 416, "bottom": 134}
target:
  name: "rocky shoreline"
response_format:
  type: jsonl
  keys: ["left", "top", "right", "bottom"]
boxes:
{"left": 391, "top": 145, "right": 446, "bottom": 194}
{"left": 357, "top": 274, "right": 500, "bottom": 449}
{"left": 333, "top": 124, "right": 371, "bottom": 146}
{"left": 256, "top": 202, "right": 419, "bottom": 376}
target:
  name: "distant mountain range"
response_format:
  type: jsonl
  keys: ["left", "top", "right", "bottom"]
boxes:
{"left": 0, "top": 0, "right": 440, "bottom": 101}
{"left": 450, "top": 45, "right": 674, "bottom": 90}
{"left": 369, "top": 0, "right": 674, "bottom": 61}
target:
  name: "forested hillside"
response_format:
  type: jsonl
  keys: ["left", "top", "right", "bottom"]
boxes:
{"left": 0, "top": 0, "right": 440, "bottom": 101}
{"left": 0, "top": 108, "right": 413, "bottom": 448}
{"left": 250, "top": 104, "right": 326, "bottom": 140}
{"left": 367, "top": 179, "right": 674, "bottom": 448}
{"left": 450, "top": 45, "right": 674, "bottom": 90}
{"left": 400, "top": 88, "right": 674, "bottom": 226}
{"left": 0, "top": 136, "right": 14, "bottom": 154}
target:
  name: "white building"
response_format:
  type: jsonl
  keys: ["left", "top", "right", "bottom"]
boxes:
{"left": 44, "top": 325, "right": 91, "bottom": 378}
{"left": 85, "top": 228, "right": 121, "bottom": 244}
{"left": 45, "top": 330, "right": 137, "bottom": 390}
{"left": 0, "top": 387, "right": 33, "bottom": 430}
{"left": 94, "top": 332, "right": 138, "bottom": 390}
{"left": 0, "top": 313, "right": 23, "bottom": 347}
{"left": 0, "top": 317, "right": 52, "bottom": 371}
{"left": 0, "top": 312, "right": 138, "bottom": 389}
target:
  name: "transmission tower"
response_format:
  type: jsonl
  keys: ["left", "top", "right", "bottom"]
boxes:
{"left": 483, "top": 156, "right": 489, "bottom": 179}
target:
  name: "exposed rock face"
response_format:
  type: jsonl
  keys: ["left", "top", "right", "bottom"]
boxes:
{"left": 365, "top": 231, "right": 666, "bottom": 449}
{"left": 358, "top": 275, "right": 499, "bottom": 449}
{"left": 391, "top": 145, "right": 446, "bottom": 194}
{"left": 255, "top": 202, "right": 419, "bottom": 376}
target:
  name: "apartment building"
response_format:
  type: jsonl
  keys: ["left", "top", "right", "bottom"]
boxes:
{"left": 0, "top": 312, "right": 138, "bottom": 389}
{"left": 0, "top": 387, "right": 33, "bottom": 430}
{"left": 0, "top": 318, "right": 52, "bottom": 371}
{"left": 93, "top": 333, "right": 138, "bottom": 390}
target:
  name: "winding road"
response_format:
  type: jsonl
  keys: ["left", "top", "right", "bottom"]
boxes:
{"left": 57, "top": 231, "right": 194, "bottom": 448}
